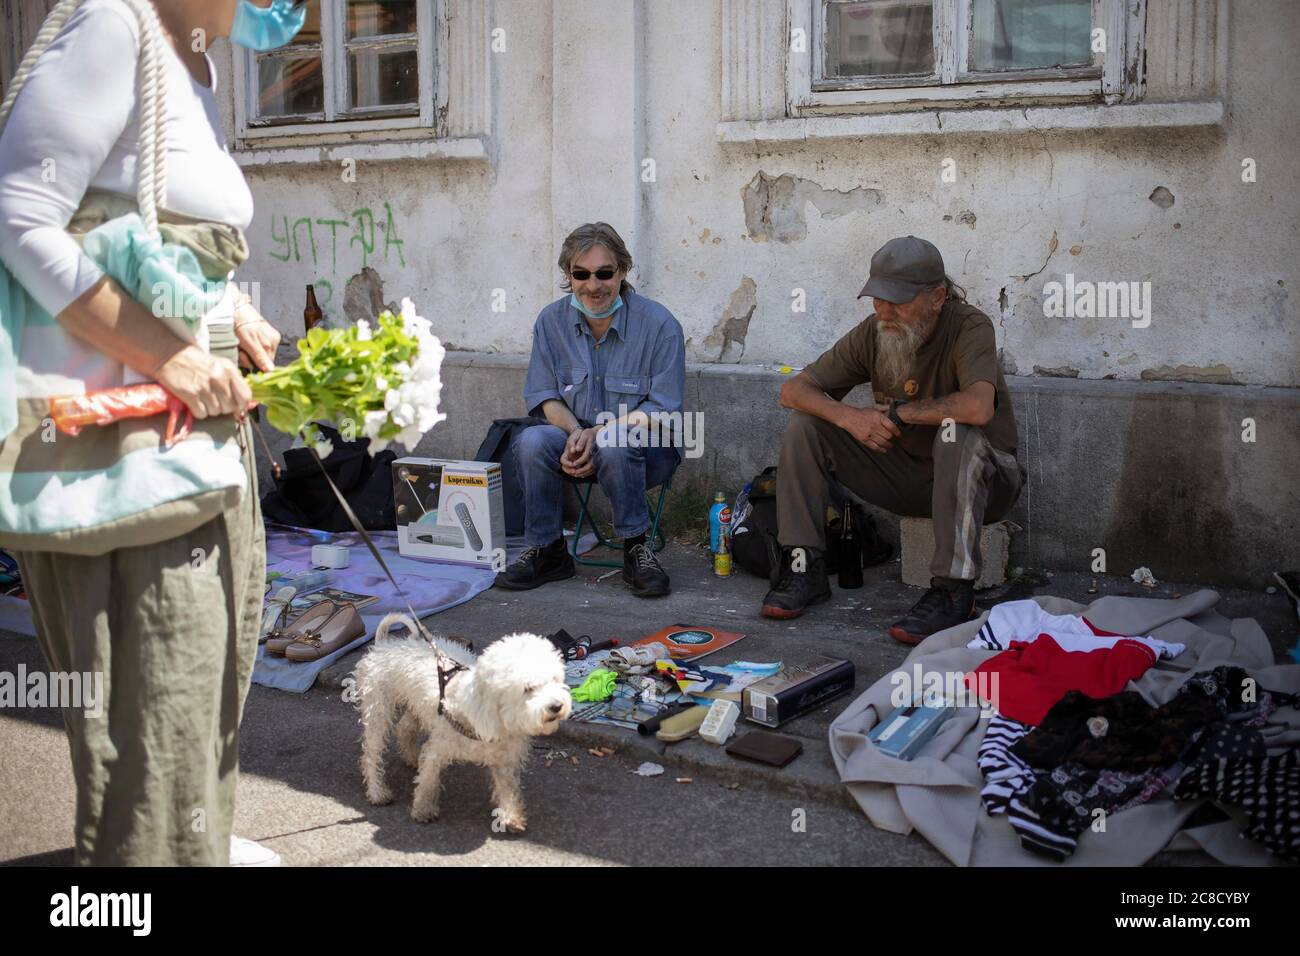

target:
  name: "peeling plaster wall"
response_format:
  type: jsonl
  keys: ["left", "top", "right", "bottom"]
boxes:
{"left": 222, "top": 2, "right": 557, "bottom": 355}
{"left": 225, "top": 0, "right": 1298, "bottom": 388}
{"left": 636, "top": 0, "right": 1299, "bottom": 385}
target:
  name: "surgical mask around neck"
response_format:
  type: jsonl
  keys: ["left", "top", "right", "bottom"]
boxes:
{"left": 571, "top": 292, "right": 623, "bottom": 320}
{"left": 230, "top": 0, "right": 308, "bottom": 51}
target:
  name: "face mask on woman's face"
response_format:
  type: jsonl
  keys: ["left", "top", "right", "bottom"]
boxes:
{"left": 230, "top": 0, "right": 308, "bottom": 51}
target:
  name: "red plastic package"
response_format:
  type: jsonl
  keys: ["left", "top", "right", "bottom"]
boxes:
{"left": 47, "top": 384, "right": 193, "bottom": 445}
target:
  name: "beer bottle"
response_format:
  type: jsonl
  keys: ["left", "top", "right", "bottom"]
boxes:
{"left": 838, "top": 505, "right": 863, "bottom": 589}
{"left": 304, "top": 284, "right": 323, "bottom": 332}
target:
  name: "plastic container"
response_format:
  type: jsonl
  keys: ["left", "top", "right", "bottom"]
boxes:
{"left": 708, "top": 491, "right": 731, "bottom": 554}
{"left": 700, "top": 699, "right": 740, "bottom": 744}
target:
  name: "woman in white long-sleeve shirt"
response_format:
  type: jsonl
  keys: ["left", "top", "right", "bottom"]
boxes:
{"left": 0, "top": 0, "right": 298, "bottom": 866}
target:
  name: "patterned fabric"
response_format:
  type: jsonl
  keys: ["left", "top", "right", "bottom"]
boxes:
{"left": 1018, "top": 764, "right": 1166, "bottom": 861}
{"left": 977, "top": 667, "right": 1296, "bottom": 861}
{"left": 1012, "top": 666, "right": 1260, "bottom": 772}
{"left": 1172, "top": 751, "right": 1300, "bottom": 861}
{"left": 978, "top": 715, "right": 1035, "bottom": 815}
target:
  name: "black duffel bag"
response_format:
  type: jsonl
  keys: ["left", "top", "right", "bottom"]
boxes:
{"left": 260, "top": 423, "right": 398, "bottom": 531}
{"left": 730, "top": 466, "right": 892, "bottom": 582}
{"left": 473, "top": 417, "right": 542, "bottom": 538}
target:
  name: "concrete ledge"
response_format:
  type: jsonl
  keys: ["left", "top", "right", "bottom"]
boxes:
{"left": 260, "top": 352, "right": 1298, "bottom": 589}
{"left": 717, "top": 99, "right": 1226, "bottom": 144}
{"left": 233, "top": 135, "right": 490, "bottom": 169}
{"left": 419, "top": 356, "right": 1300, "bottom": 589}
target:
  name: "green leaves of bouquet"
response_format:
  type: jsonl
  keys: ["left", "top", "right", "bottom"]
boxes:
{"left": 248, "top": 298, "right": 446, "bottom": 456}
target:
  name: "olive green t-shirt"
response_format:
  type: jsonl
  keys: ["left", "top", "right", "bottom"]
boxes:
{"left": 802, "top": 299, "right": 1018, "bottom": 457}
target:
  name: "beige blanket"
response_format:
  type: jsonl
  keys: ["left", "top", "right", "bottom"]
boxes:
{"left": 829, "top": 590, "right": 1300, "bottom": 866}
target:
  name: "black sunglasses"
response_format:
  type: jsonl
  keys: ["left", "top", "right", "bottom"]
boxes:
{"left": 570, "top": 267, "right": 617, "bottom": 281}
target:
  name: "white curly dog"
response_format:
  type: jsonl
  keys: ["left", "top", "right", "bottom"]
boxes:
{"left": 355, "top": 613, "right": 572, "bottom": 832}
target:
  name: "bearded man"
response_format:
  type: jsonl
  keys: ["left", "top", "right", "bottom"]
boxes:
{"left": 762, "top": 236, "right": 1025, "bottom": 644}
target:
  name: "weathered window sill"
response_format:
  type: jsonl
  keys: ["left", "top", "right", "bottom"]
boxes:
{"left": 717, "top": 100, "right": 1224, "bottom": 144}
{"left": 232, "top": 135, "right": 490, "bottom": 170}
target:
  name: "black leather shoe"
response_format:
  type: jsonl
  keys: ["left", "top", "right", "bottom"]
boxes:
{"left": 495, "top": 539, "right": 575, "bottom": 591}
{"left": 624, "top": 542, "right": 670, "bottom": 597}
{"left": 760, "top": 547, "right": 831, "bottom": 619}
{"left": 888, "top": 578, "right": 977, "bottom": 645}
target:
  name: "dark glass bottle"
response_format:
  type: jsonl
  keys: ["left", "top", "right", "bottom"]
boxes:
{"left": 303, "top": 284, "right": 323, "bottom": 332}
{"left": 838, "top": 505, "right": 863, "bottom": 589}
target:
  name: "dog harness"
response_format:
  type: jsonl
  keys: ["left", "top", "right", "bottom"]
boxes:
{"left": 435, "top": 656, "right": 481, "bottom": 742}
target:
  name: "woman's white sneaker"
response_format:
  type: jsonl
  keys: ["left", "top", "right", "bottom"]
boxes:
{"left": 230, "top": 835, "right": 281, "bottom": 866}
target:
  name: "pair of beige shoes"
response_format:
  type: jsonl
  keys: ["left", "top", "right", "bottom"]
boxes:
{"left": 264, "top": 599, "right": 366, "bottom": 662}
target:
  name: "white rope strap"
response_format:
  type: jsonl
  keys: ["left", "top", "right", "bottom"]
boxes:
{"left": 0, "top": 0, "right": 169, "bottom": 236}
{"left": 0, "top": 0, "right": 83, "bottom": 131}
{"left": 116, "top": 0, "right": 170, "bottom": 236}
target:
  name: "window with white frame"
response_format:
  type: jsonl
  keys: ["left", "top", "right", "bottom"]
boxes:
{"left": 791, "top": 0, "right": 1143, "bottom": 112}
{"left": 238, "top": 0, "right": 433, "bottom": 134}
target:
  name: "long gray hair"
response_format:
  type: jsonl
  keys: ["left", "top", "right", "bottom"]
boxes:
{"left": 558, "top": 222, "right": 636, "bottom": 295}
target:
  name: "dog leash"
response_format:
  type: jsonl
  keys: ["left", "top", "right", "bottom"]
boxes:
{"left": 253, "top": 425, "right": 483, "bottom": 728}
{"left": 300, "top": 438, "right": 497, "bottom": 731}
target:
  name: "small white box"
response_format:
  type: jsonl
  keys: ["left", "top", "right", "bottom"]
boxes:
{"left": 393, "top": 458, "right": 505, "bottom": 569}
{"left": 311, "top": 544, "right": 350, "bottom": 569}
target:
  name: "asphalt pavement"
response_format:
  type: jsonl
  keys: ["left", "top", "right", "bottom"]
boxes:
{"left": 2, "top": 543, "right": 1295, "bottom": 866}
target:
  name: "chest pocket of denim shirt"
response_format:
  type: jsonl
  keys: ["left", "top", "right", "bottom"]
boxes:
{"left": 557, "top": 366, "right": 589, "bottom": 418}
{"left": 606, "top": 375, "right": 649, "bottom": 415}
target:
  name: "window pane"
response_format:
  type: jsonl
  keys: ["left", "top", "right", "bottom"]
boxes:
{"left": 970, "top": 0, "right": 1093, "bottom": 71}
{"left": 347, "top": 0, "right": 418, "bottom": 39}
{"left": 825, "top": 0, "right": 934, "bottom": 78}
{"left": 348, "top": 47, "right": 419, "bottom": 109}
{"left": 291, "top": 0, "right": 322, "bottom": 45}
{"left": 257, "top": 55, "right": 325, "bottom": 117}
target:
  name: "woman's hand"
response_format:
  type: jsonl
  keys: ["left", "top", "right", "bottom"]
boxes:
{"left": 153, "top": 345, "right": 253, "bottom": 419}
{"left": 234, "top": 305, "right": 282, "bottom": 372}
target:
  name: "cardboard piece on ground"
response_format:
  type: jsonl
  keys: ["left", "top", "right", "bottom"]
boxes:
{"left": 630, "top": 625, "right": 745, "bottom": 662}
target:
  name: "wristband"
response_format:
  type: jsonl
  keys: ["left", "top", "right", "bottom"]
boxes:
{"left": 888, "top": 399, "right": 910, "bottom": 430}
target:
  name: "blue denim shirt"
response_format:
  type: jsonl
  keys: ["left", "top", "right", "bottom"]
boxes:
{"left": 523, "top": 291, "right": 685, "bottom": 428}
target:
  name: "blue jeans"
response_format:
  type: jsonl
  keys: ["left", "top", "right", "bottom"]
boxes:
{"left": 513, "top": 424, "right": 679, "bottom": 547}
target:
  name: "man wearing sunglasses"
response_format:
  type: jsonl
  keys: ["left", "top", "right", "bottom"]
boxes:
{"left": 497, "top": 222, "right": 685, "bottom": 598}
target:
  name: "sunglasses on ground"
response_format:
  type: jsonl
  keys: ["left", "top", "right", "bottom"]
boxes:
{"left": 570, "top": 267, "right": 618, "bottom": 281}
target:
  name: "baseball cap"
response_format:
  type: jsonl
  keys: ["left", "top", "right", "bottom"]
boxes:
{"left": 858, "top": 236, "right": 946, "bottom": 303}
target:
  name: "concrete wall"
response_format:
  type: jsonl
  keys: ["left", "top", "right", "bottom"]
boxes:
{"left": 219, "top": 0, "right": 1299, "bottom": 388}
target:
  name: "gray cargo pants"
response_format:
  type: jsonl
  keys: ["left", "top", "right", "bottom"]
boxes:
{"left": 776, "top": 411, "right": 1024, "bottom": 581}
{"left": 13, "top": 421, "right": 264, "bottom": 866}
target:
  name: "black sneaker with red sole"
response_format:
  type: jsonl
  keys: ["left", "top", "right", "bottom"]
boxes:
{"left": 761, "top": 548, "right": 831, "bottom": 619}
{"left": 888, "top": 580, "right": 977, "bottom": 645}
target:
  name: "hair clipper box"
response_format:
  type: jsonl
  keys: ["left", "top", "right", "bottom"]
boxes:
{"left": 393, "top": 458, "right": 505, "bottom": 568}
{"left": 741, "top": 656, "right": 855, "bottom": 728}
{"left": 867, "top": 704, "right": 954, "bottom": 760}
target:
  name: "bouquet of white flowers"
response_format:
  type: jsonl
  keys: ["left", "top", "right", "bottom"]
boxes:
{"left": 250, "top": 297, "right": 447, "bottom": 456}
{"left": 48, "top": 298, "right": 447, "bottom": 456}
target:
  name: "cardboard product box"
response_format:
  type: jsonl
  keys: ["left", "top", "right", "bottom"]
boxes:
{"left": 867, "top": 704, "right": 954, "bottom": 760}
{"left": 393, "top": 458, "right": 505, "bottom": 568}
{"left": 741, "top": 656, "right": 855, "bottom": 728}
